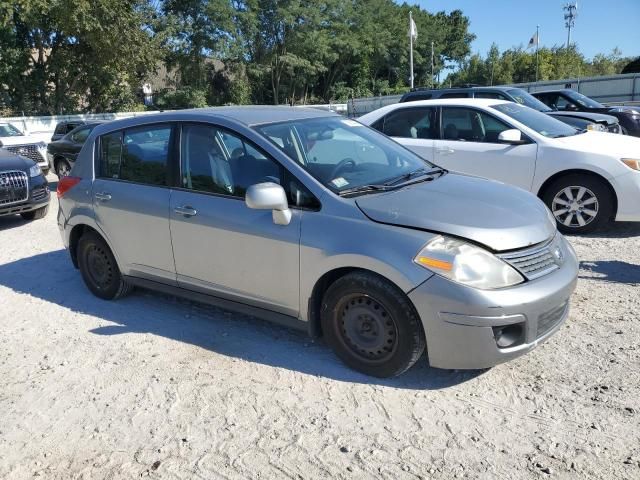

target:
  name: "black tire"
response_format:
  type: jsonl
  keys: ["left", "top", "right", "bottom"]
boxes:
{"left": 320, "top": 271, "right": 426, "bottom": 378}
{"left": 55, "top": 158, "right": 72, "bottom": 178}
{"left": 77, "top": 231, "right": 133, "bottom": 300}
{"left": 20, "top": 205, "right": 49, "bottom": 221}
{"left": 542, "top": 174, "right": 614, "bottom": 234}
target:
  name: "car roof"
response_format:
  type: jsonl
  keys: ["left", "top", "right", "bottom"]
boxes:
{"left": 532, "top": 89, "right": 573, "bottom": 94}
{"left": 93, "top": 106, "right": 338, "bottom": 133}
{"left": 406, "top": 86, "right": 515, "bottom": 95}
{"left": 395, "top": 98, "right": 511, "bottom": 108}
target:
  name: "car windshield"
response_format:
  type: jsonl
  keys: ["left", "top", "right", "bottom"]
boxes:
{"left": 0, "top": 123, "right": 24, "bottom": 137}
{"left": 492, "top": 103, "right": 580, "bottom": 138}
{"left": 564, "top": 90, "right": 604, "bottom": 109}
{"left": 507, "top": 88, "right": 552, "bottom": 112}
{"left": 255, "top": 117, "right": 436, "bottom": 194}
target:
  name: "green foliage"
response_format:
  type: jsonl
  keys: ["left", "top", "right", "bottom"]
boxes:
{"left": 448, "top": 45, "right": 633, "bottom": 87}
{"left": 154, "top": 86, "right": 209, "bottom": 109}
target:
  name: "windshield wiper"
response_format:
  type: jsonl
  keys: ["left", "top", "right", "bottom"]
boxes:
{"left": 384, "top": 167, "right": 446, "bottom": 186}
{"left": 338, "top": 184, "right": 397, "bottom": 196}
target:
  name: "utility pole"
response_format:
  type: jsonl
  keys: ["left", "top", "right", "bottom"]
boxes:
{"left": 563, "top": 2, "right": 578, "bottom": 49}
{"left": 430, "top": 41, "right": 434, "bottom": 88}
{"left": 409, "top": 11, "right": 415, "bottom": 89}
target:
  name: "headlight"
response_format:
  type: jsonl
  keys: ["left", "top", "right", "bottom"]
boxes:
{"left": 622, "top": 158, "right": 640, "bottom": 171}
{"left": 29, "top": 163, "right": 42, "bottom": 177}
{"left": 414, "top": 235, "right": 524, "bottom": 290}
{"left": 586, "top": 123, "right": 606, "bottom": 132}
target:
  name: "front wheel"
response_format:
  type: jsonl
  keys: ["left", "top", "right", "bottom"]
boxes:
{"left": 320, "top": 271, "right": 426, "bottom": 378}
{"left": 77, "top": 231, "right": 133, "bottom": 300}
{"left": 542, "top": 174, "right": 614, "bottom": 234}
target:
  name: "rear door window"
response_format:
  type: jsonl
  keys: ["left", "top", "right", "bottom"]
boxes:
{"left": 381, "top": 108, "right": 438, "bottom": 139}
{"left": 98, "top": 124, "right": 173, "bottom": 186}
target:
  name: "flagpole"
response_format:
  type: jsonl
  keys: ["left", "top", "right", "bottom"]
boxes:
{"left": 535, "top": 25, "right": 540, "bottom": 82}
{"left": 409, "top": 11, "right": 414, "bottom": 89}
{"left": 431, "top": 41, "right": 434, "bottom": 88}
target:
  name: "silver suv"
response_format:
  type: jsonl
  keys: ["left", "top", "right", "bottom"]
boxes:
{"left": 57, "top": 107, "right": 578, "bottom": 377}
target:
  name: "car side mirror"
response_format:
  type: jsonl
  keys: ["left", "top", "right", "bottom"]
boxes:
{"left": 245, "top": 182, "right": 292, "bottom": 226}
{"left": 498, "top": 129, "right": 525, "bottom": 145}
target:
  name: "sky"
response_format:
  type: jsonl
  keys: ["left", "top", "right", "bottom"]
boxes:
{"left": 408, "top": 0, "right": 640, "bottom": 60}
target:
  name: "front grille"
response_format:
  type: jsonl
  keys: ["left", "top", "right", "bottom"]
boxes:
{"left": 31, "top": 185, "right": 48, "bottom": 201}
{"left": 0, "top": 170, "right": 29, "bottom": 206}
{"left": 499, "top": 239, "right": 560, "bottom": 280}
{"left": 537, "top": 302, "right": 568, "bottom": 337}
{"left": 5, "top": 144, "right": 44, "bottom": 163}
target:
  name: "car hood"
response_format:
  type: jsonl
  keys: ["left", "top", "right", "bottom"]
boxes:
{"left": 548, "top": 111, "right": 619, "bottom": 125}
{"left": 0, "top": 135, "right": 41, "bottom": 147}
{"left": 355, "top": 173, "right": 555, "bottom": 252}
{"left": 0, "top": 149, "right": 33, "bottom": 171}
{"left": 552, "top": 130, "right": 640, "bottom": 157}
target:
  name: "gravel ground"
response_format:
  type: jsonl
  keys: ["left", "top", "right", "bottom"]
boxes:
{"left": 0, "top": 184, "right": 639, "bottom": 479}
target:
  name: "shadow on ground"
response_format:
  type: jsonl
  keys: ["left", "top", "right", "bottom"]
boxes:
{"left": 0, "top": 249, "right": 485, "bottom": 390}
{"left": 0, "top": 215, "right": 29, "bottom": 232}
{"left": 579, "top": 260, "right": 640, "bottom": 284}
{"left": 572, "top": 222, "right": 640, "bottom": 239}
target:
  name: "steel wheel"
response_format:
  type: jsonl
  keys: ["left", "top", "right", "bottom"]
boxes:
{"left": 337, "top": 294, "right": 398, "bottom": 364}
{"left": 552, "top": 185, "right": 599, "bottom": 229}
{"left": 86, "top": 243, "right": 114, "bottom": 291}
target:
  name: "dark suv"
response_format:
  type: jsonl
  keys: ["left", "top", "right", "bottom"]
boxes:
{"left": 400, "top": 87, "right": 622, "bottom": 134}
{"left": 51, "top": 121, "right": 87, "bottom": 142}
{"left": 531, "top": 89, "right": 640, "bottom": 137}
{"left": 0, "top": 149, "right": 50, "bottom": 220}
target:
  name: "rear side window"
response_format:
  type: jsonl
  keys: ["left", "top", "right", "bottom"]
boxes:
{"left": 404, "top": 93, "right": 433, "bottom": 102}
{"left": 99, "top": 131, "right": 123, "bottom": 178}
{"left": 98, "top": 124, "right": 172, "bottom": 186}
{"left": 381, "top": 107, "right": 438, "bottom": 139}
{"left": 54, "top": 123, "right": 67, "bottom": 135}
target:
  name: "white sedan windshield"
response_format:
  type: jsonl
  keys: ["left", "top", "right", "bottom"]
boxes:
{"left": 0, "top": 124, "right": 24, "bottom": 137}
{"left": 492, "top": 103, "right": 580, "bottom": 138}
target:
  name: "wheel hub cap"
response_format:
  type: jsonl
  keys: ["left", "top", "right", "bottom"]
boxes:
{"left": 552, "top": 186, "right": 599, "bottom": 228}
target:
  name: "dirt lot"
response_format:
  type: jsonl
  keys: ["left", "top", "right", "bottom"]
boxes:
{"left": 1, "top": 185, "right": 639, "bottom": 480}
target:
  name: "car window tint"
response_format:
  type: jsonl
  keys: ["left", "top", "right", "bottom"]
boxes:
{"left": 475, "top": 92, "right": 508, "bottom": 100}
{"left": 120, "top": 125, "right": 171, "bottom": 186}
{"left": 99, "top": 131, "right": 123, "bottom": 178}
{"left": 439, "top": 92, "right": 469, "bottom": 99}
{"left": 406, "top": 93, "right": 432, "bottom": 101}
{"left": 54, "top": 124, "right": 66, "bottom": 135}
{"left": 555, "top": 95, "right": 574, "bottom": 110}
{"left": 71, "top": 127, "right": 90, "bottom": 143}
{"left": 382, "top": 108, "right": 438, "bottom": 139}
{"left": 442, "top": 108, "right": 510, "bottom": 143}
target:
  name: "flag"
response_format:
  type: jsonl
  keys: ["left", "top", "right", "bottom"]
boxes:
{"left": 409, "top": 16, "right": 418, "bottom": 39}
{"left": 527, "top": 31, "right": 539, "bottom": 49}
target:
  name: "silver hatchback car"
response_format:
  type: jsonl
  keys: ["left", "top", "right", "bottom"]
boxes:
{"left": 57, "top": 107, "right": 578, "bottom": 377}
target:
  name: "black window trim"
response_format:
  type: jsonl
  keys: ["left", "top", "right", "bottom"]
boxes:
{"left": 378, "top": 105, "right": 440, "bottom": 139}
{"left": 95, "top": 121, "right": 177, "bottom": 189}
{"left": 173, "top": 121, "right": 322, "bottom": 212}
{"left": 438, "top": 105, "right": 535, "bottom": 145}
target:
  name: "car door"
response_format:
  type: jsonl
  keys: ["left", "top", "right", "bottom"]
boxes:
{"left": 168, "top": 123, "right": 304, "bottom": 317}
{"left": 432, "top": 106, "right": 537, "bottom": 191}
{"left": 377, "top": 106, "right": 438, "bottom": 160}
{"left": 93, "top": 123, "right": 176, "bottom": 283}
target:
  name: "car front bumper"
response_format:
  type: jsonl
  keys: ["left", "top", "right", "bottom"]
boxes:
{"left": 0, "top": 174, "right": 50, "bottom": 217}
{"left": 408, "top": 237, "right": 579, "bottom": 370}
{"left": 613, "top": 170, "right": 640, "bottom": 221}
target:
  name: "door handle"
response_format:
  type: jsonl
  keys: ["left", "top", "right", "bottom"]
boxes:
{"left": 174, "top": 205, "right": 197, "bottom": 217}
{"left": 95, "top": 192, "right": 112, "bottom": 201}
{"left": 436, "top": 147, "right": 455, "bottom": 155}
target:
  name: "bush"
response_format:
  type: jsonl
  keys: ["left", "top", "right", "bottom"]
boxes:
{"left": 154, "top": 87, "right": 209, "bottom": 110}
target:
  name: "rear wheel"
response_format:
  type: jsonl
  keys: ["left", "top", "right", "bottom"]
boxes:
{"left": 320, "top": 271, "right": 426, "bottom": 378}
{"left": 55, "top": 158, "right": 72, "bottom": 178}
{"left": 542, "top": 174, "right": 614, "bottom": 234}
{"left": 77, "top": 231, "right": 132, "bottom": 300}
{"left": 20, "top": 205, "right": 49, "bottom": 221}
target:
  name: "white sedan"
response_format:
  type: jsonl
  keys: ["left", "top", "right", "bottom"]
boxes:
{"left": 359, "top": 98, "right": 640, "bottom": 234}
